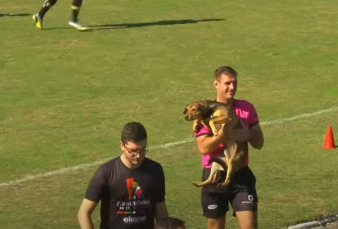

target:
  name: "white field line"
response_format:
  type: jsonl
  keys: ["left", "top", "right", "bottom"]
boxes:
{"left": 1, "top": 106, "right": 337, "bottom": 188}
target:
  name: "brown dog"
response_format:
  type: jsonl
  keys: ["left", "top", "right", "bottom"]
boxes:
{"left": 183, "top": 100, "right": 247, "bottom": 188}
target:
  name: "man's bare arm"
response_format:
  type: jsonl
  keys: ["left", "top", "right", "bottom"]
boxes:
{"left": 196, "top": 127, "right": 226, "bottom": 155}
{"left": 78, "top": 198, "right": 98, "bottom": 229}
{"left": 249, "top": 124, "right": 264, "bottom": 149}
{"left": 155, "top": 202, "right": 169, "bottom": 221}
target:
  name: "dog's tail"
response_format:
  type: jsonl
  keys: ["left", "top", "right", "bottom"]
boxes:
{"left": 209, "top": 157, "right": 227, "bottom": 170}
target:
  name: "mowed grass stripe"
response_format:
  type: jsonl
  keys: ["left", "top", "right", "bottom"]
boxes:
{"left": 0, "top": 106, "right": 337, "bottom": 188}
{"left": 0, "top": 112, "right": 337, "bottom": 229}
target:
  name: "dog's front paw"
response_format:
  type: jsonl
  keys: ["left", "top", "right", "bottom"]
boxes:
{"left": 211, "top": 127, "right": 219, "bottom": 136}
{"left": 193, "top": 124, "right": 199, "bottom": 132}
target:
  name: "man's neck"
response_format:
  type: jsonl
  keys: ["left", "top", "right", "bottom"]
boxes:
{"left": 120, "top": 155, "right": 141, "bottom": 169}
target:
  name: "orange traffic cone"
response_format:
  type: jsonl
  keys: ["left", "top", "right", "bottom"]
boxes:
{"left": 323, "top": 126, "right": 336, "bottom": 149}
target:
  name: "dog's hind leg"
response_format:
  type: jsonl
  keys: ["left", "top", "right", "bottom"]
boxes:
{"left": 220, "top": 143, "right": 245, "bottom": 188}
{"left": 219, "top": 143, "right": 237, "bottom": 188}
{"left": 192, "top": 163, "right": 220, "bottom": 187}
{"left": 220, "top": 160, "right": 234, "bottom": 188}
{"left": 192, "top": 175, "right": 214, "bottom": 187}
{"left": 210, "top": 170, "right": 219, "bottom": 183}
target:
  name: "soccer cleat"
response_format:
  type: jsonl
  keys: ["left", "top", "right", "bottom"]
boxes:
{"left": 32, "top": 14, "right": 43, "bottom": 29}
{"left": 68, "top": 21, "right": 90, "bottom": 31}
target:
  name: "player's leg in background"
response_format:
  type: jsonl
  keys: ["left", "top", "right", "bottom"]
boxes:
{"left": 32, "top": 0, "right": 58, "bottom": 29}
{"left": 68, "top": 0, "right": 90, "bottom": 31}
{"left": 70, "top": 0, "right": 82, "bottom": 23}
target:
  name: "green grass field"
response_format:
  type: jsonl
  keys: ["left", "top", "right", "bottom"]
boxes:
{"left": 1, "top": 0, "right": 338, "bottom": 228}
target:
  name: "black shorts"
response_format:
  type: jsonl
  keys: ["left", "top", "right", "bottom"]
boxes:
{"left": 200, "top": 166, "right": 258, "bottom": 218}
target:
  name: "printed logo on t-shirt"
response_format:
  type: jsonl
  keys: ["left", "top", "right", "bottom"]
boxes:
{"left": 116, "top": 178, "right": 150, "bottom": 224}
{"left": 126, "top": 177, "right": 144, "bottom": 200}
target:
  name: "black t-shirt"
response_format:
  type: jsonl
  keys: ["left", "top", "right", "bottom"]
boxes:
{"left": 85, "top": 156, "right": 165, "bottom": 229}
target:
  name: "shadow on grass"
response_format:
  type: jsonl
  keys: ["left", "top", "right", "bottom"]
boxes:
{"left": 0, "top": 13, "right": 31, "bottom": 17}
{"left": 43, "top": 27, "right": 74, "bottom": 31}
{"left": 89, "top": 18, "right": 225, "bottom": 30}
{"left": 36, "top": 18, "right": 225, "bottom": 31}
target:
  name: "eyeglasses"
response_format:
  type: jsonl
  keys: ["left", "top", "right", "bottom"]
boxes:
{"left": 123, "top": 143, "right": 148, "bottom": 156}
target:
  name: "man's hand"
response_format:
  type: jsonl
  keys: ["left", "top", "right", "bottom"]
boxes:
{"left": 222, "top": 119, "right": 252, "bottom": 142}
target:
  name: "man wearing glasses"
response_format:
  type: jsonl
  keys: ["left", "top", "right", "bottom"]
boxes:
{"left": 78, "top": 122, "right": 168, "bottom": 229}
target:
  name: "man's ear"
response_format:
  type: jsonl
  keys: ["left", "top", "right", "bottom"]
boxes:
{"left": 120, "top": 141, "right": 124, "bottom": 150}
{"left": 214, "top": 79, "right": 219, "bottom": 89}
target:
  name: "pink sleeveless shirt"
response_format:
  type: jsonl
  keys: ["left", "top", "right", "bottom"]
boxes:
{"left": 194, "top": 99, "right": 259, "bottom": 168}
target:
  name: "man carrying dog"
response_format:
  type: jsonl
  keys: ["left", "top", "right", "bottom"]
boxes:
{"left": 77, "top": 122, "right": 168, "bottom": 229}
{"left": 194, "top": 66, "right": 264, "bottom": 229}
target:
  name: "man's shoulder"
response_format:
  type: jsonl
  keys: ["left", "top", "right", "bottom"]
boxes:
{"left": 98, "top": 156, "right": 120, "bottom": 171}
{"left": 142, "top": 158, "right": 164, "bottom": 176}
{"left": 143, "top": 157, "right": 162, "bottom": 167}
{"left": 233, "top": 99, "right": 254, "bottom": 107}
{"left": 233, "top": 99, "right": 256, "bottom": 112}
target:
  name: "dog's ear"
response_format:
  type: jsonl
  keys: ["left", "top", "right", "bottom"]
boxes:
{"left": 183, "top": 108, "right": 187, "bottom": 114}
{"left": 208, "top": 101, "right": 219, "bottom": 110}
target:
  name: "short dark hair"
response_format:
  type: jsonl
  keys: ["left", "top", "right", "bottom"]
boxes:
{"left": 121, "top": 122, "right": 147, "bottom": 144}
{"left": 214, "top": 66, "right": 237, "bottom": 80}
{"left": 154, "top": 217, "right": 185, "bottom": 229}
